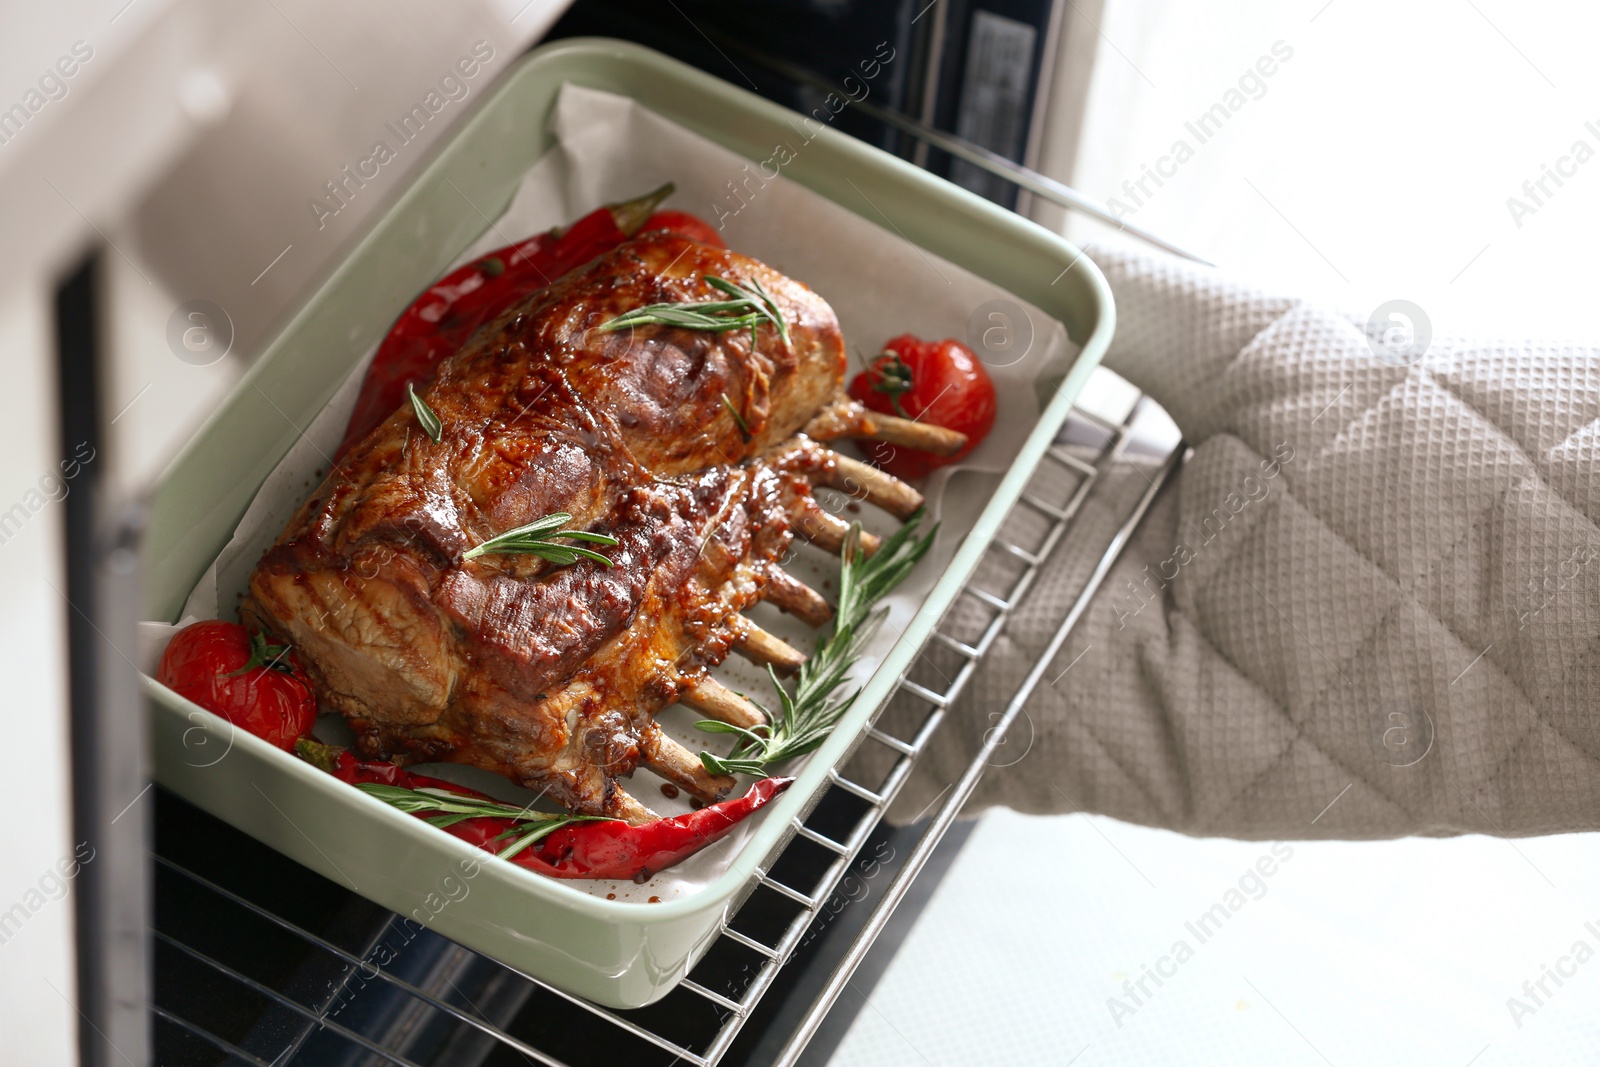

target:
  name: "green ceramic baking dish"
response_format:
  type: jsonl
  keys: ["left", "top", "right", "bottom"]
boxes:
{"left": 141, "top": 37, "right": 1114, "bottom": 1008}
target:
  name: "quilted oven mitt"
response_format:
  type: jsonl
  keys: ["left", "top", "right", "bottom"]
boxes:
{"left": 889, "top": 244, "right": 1600, "bottom": 839}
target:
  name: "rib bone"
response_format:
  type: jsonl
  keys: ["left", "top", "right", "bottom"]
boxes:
{"left": 761, "top": 566, "right": 833, "bottom": 627}
{"left": 790, "top": 499, "right": 882, "bottom": 557}
{"left": 804, "top": 397, "right": 968, "bottom": 456}
{"left": 682, "top": 676, "right": 768, "bottom": 729}
{"left": 734, "top": 620, "right": 808, "bottom": 674}
{"left": 817, "top": 452, "right": 924, "bottom": 520}
{"left": 641, "top": 727, "right": 736, "bottom": 803}
{"left": 607, "top": 786, "right": 654, "bottom": 826}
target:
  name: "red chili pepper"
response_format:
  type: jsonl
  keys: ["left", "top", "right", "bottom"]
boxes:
{"left": 641, "top": 209, "right": 725, "bottom": 249}
{"left": 297, "top": 740, "right": 789, "bottom": 882}
{"left": 454, "top": 777, "right": 790, "bottom": 881}
{"left": 337, "top": 182, "right": 688, "bottom": 460}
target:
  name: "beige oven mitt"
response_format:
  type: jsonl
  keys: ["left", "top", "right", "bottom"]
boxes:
{"left": 889, "top": 244, "right": 1600, "bottom": 839}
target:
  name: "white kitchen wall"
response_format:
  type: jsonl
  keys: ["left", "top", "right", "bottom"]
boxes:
{"left": 1058, "top": 0, "right": 1600, "bottom": 339}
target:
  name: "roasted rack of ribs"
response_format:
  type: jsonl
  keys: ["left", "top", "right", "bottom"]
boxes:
{"left": 246, "top": 231, "right": 965, "bottom": 823}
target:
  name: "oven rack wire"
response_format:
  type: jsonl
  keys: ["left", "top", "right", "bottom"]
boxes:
{"left": 150, "top": 394, "right": 1183, "bottom": 1067}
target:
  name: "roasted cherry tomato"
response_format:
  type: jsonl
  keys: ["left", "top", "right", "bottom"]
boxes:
{"left": 158, "top": 621, "right": 316, "bottom": 750}
{"left": 848, "top": 334, "right": 997, "bottom": 479}
{"left": 643, "top": 209, "right": 726, "bottom": 248}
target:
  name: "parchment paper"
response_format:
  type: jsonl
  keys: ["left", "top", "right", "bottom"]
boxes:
{"left": 151, "top": 83, "right": 1076, "bottom": 903}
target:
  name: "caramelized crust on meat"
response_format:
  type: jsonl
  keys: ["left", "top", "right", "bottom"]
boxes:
{"left": 246, "top": 233, "right": 846, "bottom": 822}
{"left": 436, "top": 230, "right": 844, "bottom": 474}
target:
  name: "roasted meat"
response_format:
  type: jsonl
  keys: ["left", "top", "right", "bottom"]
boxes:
{"left": 246, "top": 231, "right": 959, "bottom": 822}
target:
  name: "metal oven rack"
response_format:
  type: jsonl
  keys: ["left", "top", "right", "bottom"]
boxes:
{"left": 150, "top": 395, "right": 1184, "bottom": 1067}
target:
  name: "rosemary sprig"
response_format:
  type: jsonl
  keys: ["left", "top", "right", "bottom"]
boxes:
{"left": 408, "top": 382, "right": 443, "bottom": 443}
{"left": 462, "top": 512, "right": 619, "bottom": 567}
{"left": 696, "top": 510, "right": 936, "bottom": 776}
{"left": 598, "top": 274, "right": 789, "bottom": 349}
{"left": 355, "top": 782, "right": 613, "bottom": 860}
{"left": 721, "top": 392, "right": 751, "bottom": 439}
